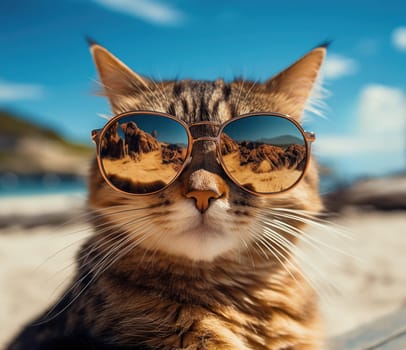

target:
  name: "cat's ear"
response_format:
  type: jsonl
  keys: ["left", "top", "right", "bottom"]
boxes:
{"left": 88, "top": 40, "right": 150, "bottom": 106}
{"left": 264, "top": 45, "right": 327, "bottom": 120}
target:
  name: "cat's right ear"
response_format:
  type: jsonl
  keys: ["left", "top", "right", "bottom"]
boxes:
{"left": 88, "top": 40, "right": 150, "bottom": 107}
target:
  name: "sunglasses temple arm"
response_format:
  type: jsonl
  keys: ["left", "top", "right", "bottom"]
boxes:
{"left": 304, "top": 131, "right": 316, "bottom": 143}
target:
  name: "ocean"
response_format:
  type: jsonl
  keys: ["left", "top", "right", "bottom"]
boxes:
{"left": 0, "top": 174, "right": 87, "bottom": 197}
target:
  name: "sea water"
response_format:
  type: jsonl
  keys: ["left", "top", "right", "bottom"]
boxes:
{"left": 0, "top": 173, "right": 87, "bottom": 197}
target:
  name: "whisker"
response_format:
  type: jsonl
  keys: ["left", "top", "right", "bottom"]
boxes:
{"left": 267, "top": 218, "right": 358, "bottom": 262}
{"left": 38, "top": 213, "right": 161, "bottom": 324}
{"left": 240, "top": 236, "right": 256, "bottom": 268}
{"left": 253, "top": 231, "right": 302, "bottom": 288}
{"left": 35, "top": 234, "right": 133, "bottom": 325}
{"left": 266, "top": 223, "right": 345, "bottom": 274}
{"left": 34, "top": 231, "right": 92, "bottom": 273}
{"left": 260, "top": 228, "right": 333, "bottom": 301}
{"left": 253, "top": 241, "right": 270, "bottom": 261}
{"left": 249, "top": 221, "right": 336, "bottom": 301}
{"left": 258, "top": 209, "right": 345, "bottom": 262}
{"left": 79, "top": 214, "right": 160, "bottom": 268}
{"left": 40, "top": 223, "right": 158, "bottom": 325}
{"left": 270, "top": 208, "right": 352, "bottom": 239}
{"left": 57, "top": 204, "right": 161, "bottom": 239}
{"left": 88, "top": 227, "right": 159, "bottom": 285}
{"left": 44, "top": 213, "right": 159, "bottom": 280}
{"left": 249, "top": 207, "right": 357, "bottom": 264}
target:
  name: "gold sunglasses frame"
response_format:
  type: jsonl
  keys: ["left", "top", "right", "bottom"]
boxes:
{"left": 92, "top": 111, "right": 316, "bottom": 197}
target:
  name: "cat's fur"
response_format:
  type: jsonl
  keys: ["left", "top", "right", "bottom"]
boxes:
{"left": 7, "top": 42, "right": 327, "bottom": 349}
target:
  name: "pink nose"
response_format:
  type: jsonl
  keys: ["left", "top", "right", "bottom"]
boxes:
{"left": 185, "top": 190, "right": 221, "bottom": 213}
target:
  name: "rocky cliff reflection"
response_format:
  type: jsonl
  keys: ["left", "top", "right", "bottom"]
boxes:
{"left": 101, "top": 121, "right": 187, "bottom": 194}
{"left": 221, "top": 133, "right": 306, "bottom": 193}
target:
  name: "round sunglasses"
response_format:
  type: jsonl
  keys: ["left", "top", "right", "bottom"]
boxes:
{"left": 91, "top": 111, "right": 316, "bottom": 196}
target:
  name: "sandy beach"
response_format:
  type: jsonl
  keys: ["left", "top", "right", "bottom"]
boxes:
{"left": 103, "top": 151, "right": 178, "bottom": 185}
{"left": 222, "top": 151, "right": 302, "bottom": 192}
{"left": 0, "top": 194, "right": 405, "bottom": 348}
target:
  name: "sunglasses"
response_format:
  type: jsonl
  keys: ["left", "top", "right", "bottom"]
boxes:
{"left": 91, "top": 111, "right": 315, "bottom": 196}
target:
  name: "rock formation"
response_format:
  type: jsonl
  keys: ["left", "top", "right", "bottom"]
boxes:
{"left": 220, "top": 133, "right": 239, "bottom": 155}
{"left": 229, "top": 140, "right": 306, "bottom": 173}
{"left": 161, "top": 144, "right": 187, "bottom": 170}
{"left": 120, "top": 122, "right": 160, "bottom": 160}
{"left": 101, "top": 122, "right": 125, "bottom": 159}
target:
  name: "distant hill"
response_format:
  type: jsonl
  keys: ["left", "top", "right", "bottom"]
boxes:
{"left": 0, "top": 110, "right": 93, "bottom": 176}
{"left": 258, "top": 135, "right": 304, "bottom": 146}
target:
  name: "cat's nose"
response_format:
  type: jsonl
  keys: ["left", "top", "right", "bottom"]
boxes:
{"left": 184, "top": 169, "right": 228, "bottom": 213}
{"left": 185, "top": 190, "right": 221, "bottom": 213}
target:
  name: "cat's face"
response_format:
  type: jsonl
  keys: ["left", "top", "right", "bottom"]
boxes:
{"left": 88, "top": 44, "right": 325, "bottom": 262}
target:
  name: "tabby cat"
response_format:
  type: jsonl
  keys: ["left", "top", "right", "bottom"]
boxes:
{"left": 7, "top": 41, "right": 327, "bottom": 349}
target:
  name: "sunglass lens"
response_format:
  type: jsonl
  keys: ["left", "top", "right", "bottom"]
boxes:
{"left": 99, "top": 114, "right": 188, "bottom": 194}
{"left": 220, "top": 115, "right": 307, "bottom": 193}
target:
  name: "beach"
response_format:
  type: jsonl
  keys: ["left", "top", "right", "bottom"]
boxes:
{"left": 0, "top": 194, "right": 405, "bottom": 348}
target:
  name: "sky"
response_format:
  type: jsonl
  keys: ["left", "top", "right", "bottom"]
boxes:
{"left": 222, "top": 116, "right": 304, "bottom": 144}
{"left": 114, "top": 114, "right": 189, "bottom": 144}
{"left": 1, "top": 0, "right": 405, "bottom": 182}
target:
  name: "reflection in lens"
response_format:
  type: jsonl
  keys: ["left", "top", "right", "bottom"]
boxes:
{"left": 100, "top": 114, "right": 188, "bottom": 194}
{"left": 220, "top": 116, "right": 307, "bottom": 193}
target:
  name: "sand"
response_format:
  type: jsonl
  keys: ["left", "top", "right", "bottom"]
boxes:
{"left": 0, "top": 223, "right": 90, "bottom": 348}
{"left": 103, "top": 151, "right": 178, "bottom": 185}
{"left": 222, "top": 152, "right": 302, "bottom": 192}
{"left": 0, "top": 195, "right": 405, "bottom": 347}
{"left": 300, "top": 209, "right": 406, "bottom": 336}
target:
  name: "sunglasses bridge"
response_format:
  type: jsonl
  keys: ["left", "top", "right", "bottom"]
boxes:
{"left": 191, "top": 136, "right": 218, "bottom": 142}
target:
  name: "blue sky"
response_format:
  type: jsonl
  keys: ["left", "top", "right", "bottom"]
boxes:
{"left": 114, "top": 114, "right": 189, "bottom": 144}
{"left": 222, "top": 116, "right": 304, "bottom": 144}
{"left": 1, "top": 0, "right": 405, "bottom": 181}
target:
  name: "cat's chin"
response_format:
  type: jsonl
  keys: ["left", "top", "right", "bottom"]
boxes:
{"left": 140, "top": 200, "right": 243, "bottom": 262}
{"left": 154, "top": 227, "right": 240, "bottom": 262}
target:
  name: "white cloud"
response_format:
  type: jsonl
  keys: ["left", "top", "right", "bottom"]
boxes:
{"left": 0, "top": 79, "right": 44, "bottom": 102}
{"left": 93, "top": 0, "right": 185, "bottom": 25}
{"left": 323, "top": 54, "right": 358, "bottom": 79}
{"left": 391, "top": 27, "right": 406, "bottom": 52}
{"left": 358, "top": 84, "right": 405, "bottom": 133}
{"left": 316, "top": 84, "right": 406, "bottom": 157}
{"left": 315, "top": 134, "right": 403, "bottom": 155}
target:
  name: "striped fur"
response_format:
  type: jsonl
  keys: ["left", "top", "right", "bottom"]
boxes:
{"left": 7, "top": 44, "right": 327, "bottom": 350}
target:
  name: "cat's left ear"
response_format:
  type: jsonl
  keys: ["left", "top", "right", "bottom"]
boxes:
{"left": 88, "top": 40, "right": 151, "bottom": 109}
{"left": 264, "top": 45, "right": 327, "bottom": 120}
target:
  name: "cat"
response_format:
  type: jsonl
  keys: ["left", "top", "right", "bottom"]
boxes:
{"left": 7, "top": 41, "right": 327, "bottom": 350}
